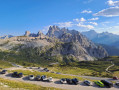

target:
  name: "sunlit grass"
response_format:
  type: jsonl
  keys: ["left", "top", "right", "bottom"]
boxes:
{"left": 0, "top": 78, "right": 63, "bottom": 90}
{"left": 0, "top": 60, "right": 13, "bottom": 68}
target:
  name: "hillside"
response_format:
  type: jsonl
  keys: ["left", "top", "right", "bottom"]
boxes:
{"left": 0, "top": 26, "right": 108, "bottom": 65}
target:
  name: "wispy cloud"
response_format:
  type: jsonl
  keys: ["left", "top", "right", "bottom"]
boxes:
{"left": 94, "top": 6, "right": 119, "bottom": 17}
{"left": 81, "top": 10, "right": 92, "bottom": 13}
{"left": 88, "top": 22, "right": 98, "bottom": 26}
{"left": 80, "top": 17, "right": 86, "bottom": 22}
{"left": 73, "top": 18, "right": 80, "bottom": 22}
{"left": 107, "top": 0, "right": 119, "bottom": 6}
{"left": 54, "top": 17, "right": 97, "bottom": 30}
{"left": 77, "top": 23, "right": 94, "bottom": 29}
{"left": 55, "top": 22, "right": 73, "bottom": 27}
{"left": 88, "top": 17, "right": 99, "bottom": 20}
{"left": 96, "top": 26, "right": 119, "bottom": 35}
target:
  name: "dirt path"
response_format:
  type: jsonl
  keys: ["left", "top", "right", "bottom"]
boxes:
{"left": 106, "top": 61, "right": 115, "bottom": 73}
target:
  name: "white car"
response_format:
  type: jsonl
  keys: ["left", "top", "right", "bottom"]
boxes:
{"left": 29, "top": 75, "right": 34, "bottom": 80}
{"left": 60, "top": 78, "right": 66, "bottom": 84}
{"left": 115, "top": 82, "right": 119, "bottom": 86}
{"left": 47, "top": 77, "right": 53, "bottom": 82}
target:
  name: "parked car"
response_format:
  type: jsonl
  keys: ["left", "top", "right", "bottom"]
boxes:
{"left": 12, "top": 72, "right": 18, "bottom": 77}
{"left": 43, "top": 68, "right": 47, "bottom": 71}
{"left": 66, "top": 78, "right": 72, "bottom": 84}
{"left": 60, "top": 78, "right": 66, "bottom": 84}
{"left": 72, "top": 78, "right": 79, "bottom": 85}
{"left": 84, "top": 80, "right": 92, "bottom": 86}
{"left": 41, "top": 75, "right": 47, "bottom": 81}
{"left": 35, "top": 75, "right": 41, "bottom": 81}
{"left": 47, "top": 77, "right": 53, "bottom": 82}
{"left": 17, "top": 73, "right": 23, "bottom": 78}
{"left": 29, "top": 75, "right": 34, "bottom": 80}
{"left": 29, "top": 67, "right": 32, "bottom": 69}
{"left": 1, "top": 70, "right": 7, "bottom": 74}
{"left": 38, "top": 67, "right": 40, "bottom": 69}
{"left": 115, "top": 82, "right": 119, "bottom": 86}
{"left": 113, "top": 76, "right": 118, "bottom": 80}
{"left": 94, "top": 81, "right": 104, "bottom": 87}
{"left": 101, "top": 80, "right": 113, "bottom": 88}
{"left": 56, "top": 72, "right": 61, "bottom": 74}
{"left": 43, "top": 68, "right": 49, "bottom": 72}
{"left": 12, "top": 72, "right": 23, "bottom": 78}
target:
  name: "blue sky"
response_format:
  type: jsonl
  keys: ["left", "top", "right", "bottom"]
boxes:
{"left": 0, "top": 0, "right": 119, "bottom": 36}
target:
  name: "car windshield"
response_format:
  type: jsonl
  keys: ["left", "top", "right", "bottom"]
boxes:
{"left": 86, "top": 81, "right": 90, "bottom": 84}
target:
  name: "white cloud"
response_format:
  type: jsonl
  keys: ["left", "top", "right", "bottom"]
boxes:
{"left": 81, "top": 10, "right": 92, "bottom": 13}
{"left": 77, "top": 23, "right": 94, "bottom": 29}
{"left": 80, "top": 17, "right": 86, "bottom": 22}
{"left": 107, "top": 0, "right": 119, "bottom": 6}
{"left": 55, "top": 22, "right": 73, "bottom": 27}
{"left": 88, "top": 17, "right": 99, "bottom": 20}
{"left": 94, "top": 6, "right": 119, "bottom": 17}
{"left": 73, "top": 18, "right": 80, "bottom": 22}
{"left": 89, "top": 22, "right": 98, "bottom": 26}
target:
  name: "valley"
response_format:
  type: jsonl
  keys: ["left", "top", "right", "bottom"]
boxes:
{"left": 0, "top": 26, "right": 119, "bottom": 90}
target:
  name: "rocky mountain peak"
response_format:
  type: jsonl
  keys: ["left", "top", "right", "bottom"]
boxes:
{"left": 0, "top": 26, "right": 108, "bottom": 61}
{"left": 46, "top": 25, "right": 108, "bottom": 60}
{"left": 37, "top": 31, "right": 46, "bottom": 38}
{"left": 24, "top": 31, "right": 30, "bottom": 36}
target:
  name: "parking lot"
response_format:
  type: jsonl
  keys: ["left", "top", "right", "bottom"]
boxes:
{"left": 0, "top": 66, "right": 119, "bottom": 90}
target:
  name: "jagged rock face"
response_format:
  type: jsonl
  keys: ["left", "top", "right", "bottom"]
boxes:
{"left": 24, "top": 31, "right": 30, "bottom": 36}
{"left": 46, "top": 26, "right": 68, "bottom": 38}
{"left": 0, "top": 25, "right": 108, "bottom": 61}
{"left": 46, "top": 25, "right": 108, "bottom": 60}
{"left": 37, "top": 31, "right": 46, "bottom": 39}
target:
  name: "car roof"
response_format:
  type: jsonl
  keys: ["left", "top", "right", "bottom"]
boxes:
{"left": 101, "top": 80, "right": 112, "bottom": 83}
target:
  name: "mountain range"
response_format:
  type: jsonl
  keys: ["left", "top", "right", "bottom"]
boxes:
{"left": 81, "top": 30, "right": 119, "bottom": 56}
{"left": 0, "top": 26, "right": 108, "bottom": 62}
{"left": 81, "top": 30, "right": 119, "bottom": 48}
{"left": 0, "top": 35, "right": 14, "bottom": 39}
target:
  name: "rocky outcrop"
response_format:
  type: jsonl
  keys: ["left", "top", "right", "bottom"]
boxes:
{"left": 0, "top": 25, "right": 108, "bottom": 61}
{"left": 24, "top": 31, "right": 30, "bottom": 36}
{"left": 46, "top": 25, "right": 108, "bottom": 60}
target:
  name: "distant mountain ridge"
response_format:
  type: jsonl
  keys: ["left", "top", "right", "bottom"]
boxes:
{"left": 81, "top": 30, "right": 119, "bottom": 47}
{"left": 81, "top": 30, "right": 119, "bottom": 56}
{"left": 0, "top": 35, "right": 14, "bottom": 39}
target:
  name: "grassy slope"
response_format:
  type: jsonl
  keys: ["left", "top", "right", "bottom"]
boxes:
{"left": 0, "top": 78, "right": 63, "bottom": 90}
{"left": 0, "top": 60, "right": 13, "bottom": 68}
{"left": 48, "top": 61, "right": 113, "bottom": 77}
{"left": 0, "top": 49, "right": 119, "bottom": 78}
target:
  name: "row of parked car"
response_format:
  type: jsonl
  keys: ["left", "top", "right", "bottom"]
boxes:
{"left": 60, "top": 78, "right": 119, "bottom": 88}
{"left": 29, "top": 75, "right": 53, "bottom": 82}
{"left": 0, "top": 70, "right": 119, "bottom": 88}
